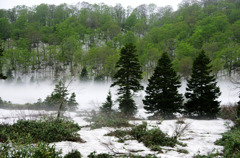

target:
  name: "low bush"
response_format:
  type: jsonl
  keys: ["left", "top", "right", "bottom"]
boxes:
{"left": 215, "top": 126, "right": 240, "bottom": 157}
{"left": 87, "top": 151, "right": 158, "bottom": 158}
{"left": 219, "top": 104, "right": 238, "bottom": 120}
{"left": 89, "top": 111, "right": 131, "bottom": 129}
{"left": 0, "top": 118, "right": 82, "bottom": 143}
{"left": 64, "top": 150, "right": 82, "bottom": 158}
{"left": 106, "top": 122, "right": 177, "bottom": 152}
{"left": 0, "top": 141, "right": 62, "bottom": 158}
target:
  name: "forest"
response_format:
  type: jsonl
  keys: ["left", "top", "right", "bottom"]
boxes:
{"left": 0, "top": 0, "right": 240, "bottom": 82}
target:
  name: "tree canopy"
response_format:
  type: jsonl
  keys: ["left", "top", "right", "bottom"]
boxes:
{"left": 0, "top": 0, "right": 239, "bottom": 80}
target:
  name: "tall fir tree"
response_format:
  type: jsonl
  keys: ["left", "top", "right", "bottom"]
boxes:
{"left": 111, "top": 43, "right": 143, "bottom": 116}
{"left": 185, "top": 50, "right": 221, "bottom": 118}
{"left": 143, "top": 52, "right": 183, "bottom": 119}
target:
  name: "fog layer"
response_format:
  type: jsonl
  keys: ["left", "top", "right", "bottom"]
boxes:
{"left": 0, "top": 79, "right": 239, "bottom": 110}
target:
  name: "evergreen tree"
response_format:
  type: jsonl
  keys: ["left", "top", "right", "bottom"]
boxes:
{"left": 68, "top": 92, "right": 78, "bottom": 108}
{"left": 111, "top": 43, "right": 143, "bottom": 116}
{"left": 80, "top": 66, "right": 88, "bottom": 81}
{"left": 0, "top": 43, "right": 7, "bottom": 80}
{"left": 100, "top": 91, "right": 113, "bottom": 113}
{"left": 143, "top": 52, "right": 183, "bottom": 119}
{"left": 185, "top": 50, "right": 221, "bottom": 118}
{"left": 44, "top": 80, "right": 69, "bottom": 107}
{"left": 237, "top": 95, "right": 240, "bottom": 118}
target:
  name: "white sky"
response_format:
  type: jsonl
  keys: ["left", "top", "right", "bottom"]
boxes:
{"left": 0, "top": 0, "right": 183, "bottom": 10}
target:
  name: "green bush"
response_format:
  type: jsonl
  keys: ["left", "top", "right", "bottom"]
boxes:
{"left": 87, "top": 151, "right": 158, "bottom": 158}
{"left": 0, "top": 118, "right": 82, "bottom": 143}
{"left": 64, "top": 150, "right": 82, "bottom": 158}
{"left": 88, "top": 151, "right": 113, "bottom": 158}
{"left": 90, "top": 112, "right": 131, "bottom": 129}
{"left": 0, "top": 141, "right": 62, "bottom": 158}
{"left": 215, "top": 127, "right": 240, "bottom": 157}
{"left": 106, "top": 122, "right": 177, "bottom": 152}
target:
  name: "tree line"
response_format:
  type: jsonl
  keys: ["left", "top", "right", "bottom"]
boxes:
{"left": 0, "top": 0, "right": 240, "bottom": 81}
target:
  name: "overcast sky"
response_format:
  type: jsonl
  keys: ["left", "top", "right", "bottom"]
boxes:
{"left": 0, "top": 0, "right": 183, "bottom": 10}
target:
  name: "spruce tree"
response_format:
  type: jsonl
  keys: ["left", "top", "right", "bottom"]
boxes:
{"left": 185, "top": 50, "right": 221, "bottom": 118}
{"left": 80, "top": 66, "right": 88, "bottom": 81}
{"left": 68, "top": 92, "right": 78, "bottom": 108}
{"left": 0, "top": 43, "right": 7, "bottom": 80}
{"left": 143, "top": 52, "right": 183, "bottom": 119}
{"left": 100, "top": 91, "right": 113, "bottom": 113}
{"left": 111, "top": 43, "right": 143, "bottom": 116}
{"left": 237, "top": 95, "right": 240, "bottom": 118}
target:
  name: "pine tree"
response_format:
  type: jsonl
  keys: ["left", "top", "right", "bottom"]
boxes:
{"left": 185, "top": 50, "right": 221, "bottom": 118}
{"left": 100, "top": 91, "right": 113, "bottom": 113}
{"left": 143, "top": 52, "right": 183, "bottom": 119}
{"left": 80, "top": 66, "right": 88, "bottom": 81}
{"left": 44, "top": 80, "right": 69, "bottom": 107}
{"left": 68, "top": 92, "right": 78, "bottom": 108}
{"left": 111, "top": 43, "right": 143, "bottom": 116}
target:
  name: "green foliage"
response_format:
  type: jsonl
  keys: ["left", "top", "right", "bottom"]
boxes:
{"left": 185, "top": 50, "right": 221, "bottom": 118}
{"left": 215, "top": 127, "right": 240, "bottom": 157}
{"left": 111, "top": 43, "right": 143, "bottom": 116}
{"left": 106, "top": 122, "right": 177, "bottom": 152}
{"left": 1, "top": 1, "right": 240, "bottom": 80}
{"left": 143, "top": 52, "right": 183, "bottom": 119}
{"left": 64, "top": 150, "right": 82, "bottom": 158}
{"left": 68, "top": 92, "right": 78, "bottom": 108}
{"left": 0, "top": 118, "right": 81, "bottom": 143}
{"left": 88, "top": 151, "right": 113, "bottom": 158}
{"left": 90, "top": 111, "right": 131, "bottom": 129}
{"left": 0, "top": 141, "right": 62, "bottom": 158}
{"left": 44, "top": 80, "right": 69, "bottom": 107}
{"left": 87, "top": 151, "right": 158, "bottom": 158}
{"left": 43, "top": 80, "right": 78, "bottom": 110}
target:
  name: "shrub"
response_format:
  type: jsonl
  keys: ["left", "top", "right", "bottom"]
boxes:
{"left": 0, "top": 141, "right": 62, "bottom": 158}
{"left": 87, "top": 151, "right": 113, "bottom": 158}
{"left": 219, "top": 104, "right": 238, "bottom": 120}
{"left": 89, "top": 111, "right": 131, "bottom": 129}
{"left": 106, "top": 122, "right": 177, "bottom": 152}
{"left": 0, "top": 118, "right": 82, "bottom": 143}
{"left": 64, "top": 150, "right": 82, "bottom": 158}
{"left": 215, "top": 127, "right": 240, "bottom": 157}
{"left": 87, "top": 151, "right": 158, "bottom": 158}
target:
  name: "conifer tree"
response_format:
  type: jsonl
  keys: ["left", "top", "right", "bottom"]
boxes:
{"left": 0, "top": 43, "right": 7, "bottom": 80}
{"left": 44, "top": 80, "right": 69, "bottom": 107}
{"left": 185, "top": 50, "right": 221, "bottom": 118}
{"left": 68, "top": 92, "right": 78, "bottom": 108}
{"left": 237, "top": 95, "right": 240, "bottom": 118}
{"left": 111, "top": 43, "right": 143, "bottom": 116}
{"left": 143, "top": 52, "right": 183, "bottom": 119}
{"left": 100, "top": 91, "right": 113, "bottom": 113}
{"left": 80, "top": 66, "right": 88, "bottom": 81}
